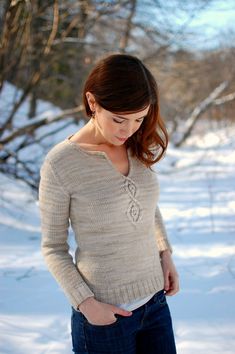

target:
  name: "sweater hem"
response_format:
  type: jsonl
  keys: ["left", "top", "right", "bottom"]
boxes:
{"left": 90, "top": 273, "right": 165, "bottom": 306}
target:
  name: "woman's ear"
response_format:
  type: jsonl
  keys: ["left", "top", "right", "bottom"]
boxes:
{"left": 86, "top": 91, "right": 96, "bottom": 111}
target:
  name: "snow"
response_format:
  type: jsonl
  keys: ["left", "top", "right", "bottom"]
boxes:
{"left": 0, "top": 82, "right": 235, "bottom": 353}
{"left": 158, "top": 123, "right": 235, "bottom": 354}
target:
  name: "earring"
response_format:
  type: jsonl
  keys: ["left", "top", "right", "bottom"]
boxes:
{"left": 91, "top": 110, "right": 96, "bottom": 119}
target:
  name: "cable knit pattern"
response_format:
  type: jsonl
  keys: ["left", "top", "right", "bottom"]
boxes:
{"left": 124, "top": 178, "right": 143, "bottom": 224}
{"left": 38, "top": 135, "right": 173, "bottom": 311}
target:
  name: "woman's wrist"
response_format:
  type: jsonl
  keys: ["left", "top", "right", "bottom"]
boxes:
{"left": 160, "top": 249, "right": 172, "bottom": 258}
{"left": 78, "top": 296, "right": 96, "bottom": 313}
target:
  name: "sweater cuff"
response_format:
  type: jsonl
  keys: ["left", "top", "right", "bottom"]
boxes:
{"left": 157, "top": 237, "right": 173, "bottom": 255}
{"left": 67, "top": 282, "right": 95, "bottom": 311}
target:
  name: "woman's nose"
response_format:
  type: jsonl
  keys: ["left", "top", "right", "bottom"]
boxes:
{"left": 120, "top": 126, "right": 133, "bottom": 137}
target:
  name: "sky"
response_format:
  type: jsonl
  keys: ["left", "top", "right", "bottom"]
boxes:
{"left": 182, "top": 0, "right": 235, "bottom": 49}
{"left": 138, "top": 0, "right": 235, "bottom": 51}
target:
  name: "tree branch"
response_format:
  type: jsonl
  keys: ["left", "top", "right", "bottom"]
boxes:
{"left": 174, "top": 81, "right": 229, "bottom": 147}
{"left": 0, "top": 105, "right": 83, "bottom": 146}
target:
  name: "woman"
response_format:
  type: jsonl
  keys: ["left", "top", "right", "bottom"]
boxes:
{"left": 39, "top": 53, "right": 179, "bottom": 354}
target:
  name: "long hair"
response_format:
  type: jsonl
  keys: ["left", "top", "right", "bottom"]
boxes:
{"left": 82, "top": 53, "right": 168, "bottom": 170}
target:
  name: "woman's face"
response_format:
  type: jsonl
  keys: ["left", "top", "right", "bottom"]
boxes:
{"left": 92, "top": 103, "right": 150, "bottom": 147}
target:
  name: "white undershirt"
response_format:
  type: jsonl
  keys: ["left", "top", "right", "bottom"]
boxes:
{"left": 115, "top": 291, "right": 156, "bottom": 311}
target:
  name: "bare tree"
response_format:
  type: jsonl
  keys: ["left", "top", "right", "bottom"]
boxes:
{"left": 0, "top": 0, "right": 234, "bottom": 190}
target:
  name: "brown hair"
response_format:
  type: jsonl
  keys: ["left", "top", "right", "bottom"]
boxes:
{"left": 82, "top": 53, "right": 168, "bottom": 170}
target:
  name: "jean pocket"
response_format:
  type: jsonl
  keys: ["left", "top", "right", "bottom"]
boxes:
{"left": 157, "top": 290, "right": 167, "bottom": 306}
{"left": 84, "top": 314, "right": 121, "bottom": 329}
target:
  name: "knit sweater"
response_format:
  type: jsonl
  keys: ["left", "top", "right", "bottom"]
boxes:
{"left": 38, "top": 134, "right": 173, "bottom": 311}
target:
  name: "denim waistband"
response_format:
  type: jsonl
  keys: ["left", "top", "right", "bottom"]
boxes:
{"left": 130, "top": 288, "right": 165, "bottom": 313}
{"left": 149, "top": 288, "right": 165, "bottom": 304}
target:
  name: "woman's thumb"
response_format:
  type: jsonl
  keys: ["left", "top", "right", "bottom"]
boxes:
{"left": 114, "top": 307, "right": 132, "bottom": 317}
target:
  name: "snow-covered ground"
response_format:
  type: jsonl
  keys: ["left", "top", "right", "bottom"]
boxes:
{"left": 159, "top": 124, "right": 235, "bottom": 354}
{"left": 0, "top": 82, "right": 235, "bottom": 353}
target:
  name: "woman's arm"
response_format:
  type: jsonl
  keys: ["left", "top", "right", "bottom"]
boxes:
{"left": 38, "top": 158, "right": 95, "bottom": 310}
{"left": 155, "top": 205, "right": 173, "bottom": 254}
{"left": 160, "top": 250, "right": 179, "bottom": 296}
{"left": 155, "top": 205, "right": 179, "bottom": 295}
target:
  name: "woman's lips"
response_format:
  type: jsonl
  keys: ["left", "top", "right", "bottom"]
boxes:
{"left": 116, "top": 136, "right": 127, "bottom": 141}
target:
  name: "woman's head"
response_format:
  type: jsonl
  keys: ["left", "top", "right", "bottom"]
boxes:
{"left": 82, "top": 53, "right": 168, "bottom": 168}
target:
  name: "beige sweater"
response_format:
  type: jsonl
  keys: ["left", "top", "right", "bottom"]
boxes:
{"left": 38, "top": 135, "right": 173, "bottom": 310}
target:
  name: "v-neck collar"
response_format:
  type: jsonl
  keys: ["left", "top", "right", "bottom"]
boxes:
{"left": 64, "top": 134, "right": 132, "bottom": 179}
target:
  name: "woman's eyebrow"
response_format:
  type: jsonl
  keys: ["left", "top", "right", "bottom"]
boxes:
{"left": 114, "top": 114, "right": 145, "bottom": 120}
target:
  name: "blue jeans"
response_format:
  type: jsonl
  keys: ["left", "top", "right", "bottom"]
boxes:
{"left": 70, "top": 289, "right": 177, "bottom": 354}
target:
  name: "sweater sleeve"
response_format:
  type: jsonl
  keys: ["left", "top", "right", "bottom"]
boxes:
{"left": 155, "top": 205, "right": 173, "bottom": 254}
{"left": 38, "top": 158, "right": 95, "bottom": 310}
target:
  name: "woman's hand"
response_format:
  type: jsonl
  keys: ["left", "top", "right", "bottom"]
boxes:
{"left": 160, "top": 250, "right": 179, "bottom": 296}
{"left": 78, "top": 297, "right": 133, "bottom": 326}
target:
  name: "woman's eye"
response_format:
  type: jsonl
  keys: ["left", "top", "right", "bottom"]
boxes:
{"left": 113, "top": 119, "right": 123, "bottom": 124}
{"left": 113, "top": 119, "right": 143, "bottom": 124}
